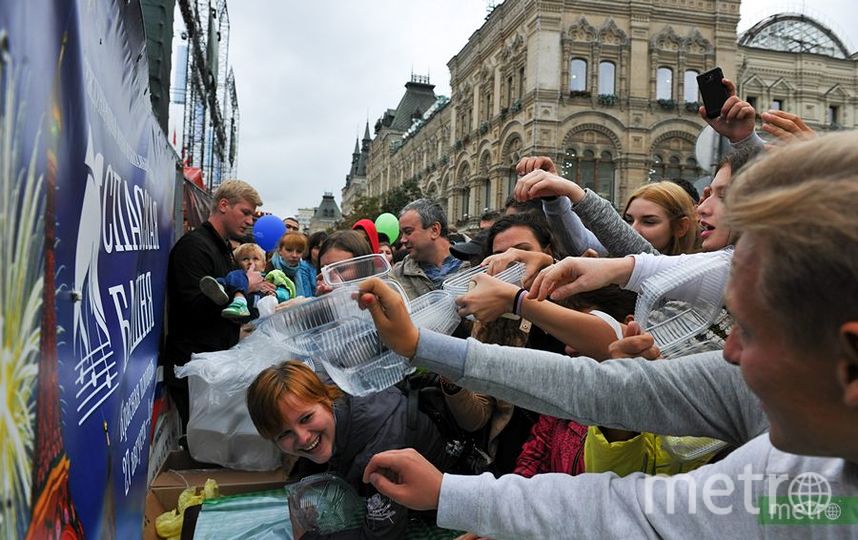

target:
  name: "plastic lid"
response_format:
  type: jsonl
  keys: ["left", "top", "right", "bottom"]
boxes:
{"left": 285, "top": 316, "right": 414, "bottom": 396}
{"left": 410, "top": 289, "right": 461, "bottom": 336}
{"left": 251, "top": 286, "right": 368, "bottom": 343}
{"left": 284, "top": 287, "right": 461, "bottom": 396}
{"left": 321, "top": 253, "right": 390, "bottom": 287}
{"left": 661, "top": 436, "right": 728, "bottom": 462}
{"left": 634, "top": 249, "right": 732, "bottom": 358}
{"left": 442, "top": 262, "right": 526, "bottom": 296}
{"left": 286, "top": 473, "right": 364, "bottom": 534}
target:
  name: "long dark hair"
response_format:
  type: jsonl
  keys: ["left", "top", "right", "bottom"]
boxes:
{"left": 483, "top": 212, "right": 561, "bottom": 259}
{"left": 304, "top": 231, "right": 329, "bottom": 262}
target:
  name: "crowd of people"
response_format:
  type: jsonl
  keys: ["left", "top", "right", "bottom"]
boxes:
{"left": 161, "top": 79, "right": 857, "bottom": 539}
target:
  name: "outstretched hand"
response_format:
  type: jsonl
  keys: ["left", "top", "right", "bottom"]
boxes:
{"left": 482, "top": 248, "right": 553, "bottom": 289}
{"left": 514, "top": 169, "right": 584, "bottom": 203}
{"left": 516, "top": 156, "right": 557, "bottom": 176}
{"left": 357, "top": 278, "right": 420, "bottom": 359}
{"left": 699, "top": 78, "right": 756, "bottom": 144}
{"left": 528, "top": 256, "right": 635, "bottom": 301}
{"left": 363, "top": 449, "right": 443, "bottom": 511}
{"left": 608, "top": 321, "right": 661, "bottom": 360}
{"left": 455, "top": 273, "right": 519, "bottom": 322}
{"left": 761, "top": 110, "right": 816, "bottom": 144}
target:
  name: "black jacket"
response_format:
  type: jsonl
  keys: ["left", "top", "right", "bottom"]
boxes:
{"left": 162, "top": 221, "right": 240, "bottom": 416}
{"left": 164, "top": 221, "right": 239, "bottom": 365}
{"left": 306, "top": 388, "right": 447, "bottom": 540}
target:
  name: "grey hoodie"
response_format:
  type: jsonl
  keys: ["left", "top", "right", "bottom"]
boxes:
{"left": 412, "top": 330, "right": 858, "bottom": 539}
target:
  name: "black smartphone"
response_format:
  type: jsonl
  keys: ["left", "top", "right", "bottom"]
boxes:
{"left": 696, "top": 67, "right": 729, "bottom": 119}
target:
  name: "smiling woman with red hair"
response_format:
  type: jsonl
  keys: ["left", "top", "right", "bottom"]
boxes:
{"left": 247, "top": 360, "right": 451, "bottom": 539}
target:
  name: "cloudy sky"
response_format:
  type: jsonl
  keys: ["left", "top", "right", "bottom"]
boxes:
{"left": 225, "top": 0, "right": 856, "bottom": 220}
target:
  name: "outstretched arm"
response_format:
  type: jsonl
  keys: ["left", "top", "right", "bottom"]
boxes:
{"left": 516, "top": 156, "right": 650, "bottom": 257}
{"left": 455, "top": 274, "right": 621, "bottom": 359}
{"left": 514, "top": 166, "right": 656, "bottom": 257}
{"left": 364, "top": 441, "right": 773, "bottom": 539}
{"left": 357, "top": 278, "right": 767, "bottom": 445}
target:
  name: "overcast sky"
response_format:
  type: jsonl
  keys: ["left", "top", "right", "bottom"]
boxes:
{"left": 226, "top": 0, "right": 856, "bottom": 220}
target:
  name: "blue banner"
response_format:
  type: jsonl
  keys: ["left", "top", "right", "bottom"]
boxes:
{"left": 0, "top": 0, "right": 176, "bottom": 538}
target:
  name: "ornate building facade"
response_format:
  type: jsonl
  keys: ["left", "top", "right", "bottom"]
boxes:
{"left": 346, "top": 0, "right": 857, "bottom": 230}
{"left": 737, "top": 13, "right": 856, "bottom": 131}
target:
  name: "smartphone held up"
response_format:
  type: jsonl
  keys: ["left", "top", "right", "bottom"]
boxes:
{"left": 696, "top": 67, "right": 729, "bottom": 119}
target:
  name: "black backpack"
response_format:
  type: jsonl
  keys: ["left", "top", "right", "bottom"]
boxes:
{"left": 401, "top": 372, "right": 492, "bottom": 475}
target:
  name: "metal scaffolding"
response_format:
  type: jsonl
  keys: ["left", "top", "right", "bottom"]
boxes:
{"left": 224, "top": 68, "right": 239, "bottom": 178}
{"left": 177, "top": 0, "right": 237, "bottom": 190}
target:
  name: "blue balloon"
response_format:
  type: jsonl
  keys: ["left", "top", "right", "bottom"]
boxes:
{"left": 253, "top": 215, "right": 286, "bottom": 252}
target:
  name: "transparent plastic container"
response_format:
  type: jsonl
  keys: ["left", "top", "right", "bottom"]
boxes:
{"left": 442, "top": 262, "right": 526, "bottom": 296}
{"left": 250, "top": 286, "right": 366, "bottom": 344}
{"left": 661, "top": 436, "right": 729, "bottom": 462}
{"left": 634, "top": 249, "right": 732, "bottom": 358}
{"left": 286, "top": 473, "right": 365, "bottom": 534}
{"left": 286, "top": 316, "right": 414, "bottom": 396}
{"left": 321, "top": 253, "right": 391, "bottom": 287}
{"left": 410, "top": 289, "right": 461, "bottom": 336}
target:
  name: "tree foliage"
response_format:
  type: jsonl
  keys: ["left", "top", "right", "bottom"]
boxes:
{"left": 340, "top": 179, "right": 423, "bottom": 229}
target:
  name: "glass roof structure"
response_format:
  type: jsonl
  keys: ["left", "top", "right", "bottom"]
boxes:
{"left": 739, "top": 13, "right": 850, "bottom": 60}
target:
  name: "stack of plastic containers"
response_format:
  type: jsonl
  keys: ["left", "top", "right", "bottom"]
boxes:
{"left": 284, "top": 255, "right": 436, "bottom": 396}
{"left": 284, "top": 257, "right": 527, "bottom": 396}
{"left": 410, "top": 289, "right": 462, "bottom": 336}
{"left": 442, "top": 262, "right": 525, "bottom": 296}
{"left": 634, "top": 249, "right": 732, "bottom": 358}
{"left": 634, "top": 248, "right": 734, "bottom": 462}
{"left": 286, "top": 312, "right": 413, "bottom": 396}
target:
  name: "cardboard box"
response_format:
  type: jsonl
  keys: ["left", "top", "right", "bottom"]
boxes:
{"left": 142, "top": 449, "right": 289, "bottom": 540}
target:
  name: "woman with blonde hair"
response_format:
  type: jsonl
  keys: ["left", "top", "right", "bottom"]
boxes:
{"left": 622, "top": 180, "right": 699, "bottom": 255}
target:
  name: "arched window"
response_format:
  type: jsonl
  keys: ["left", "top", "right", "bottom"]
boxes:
{"left": 596, "top": 151, "right": 615, "bottom": 199}
{"left": 570, "top": 58, "right": 588, "bottom": 92}
{"left": 483, "top": 179, "right": 492, "bottom": 211}
{"left": 666, "top": 156, "right": 681, "bottom": 179}
{"left": 561, "top": 129, "right": 618, "bottom": 203}
{"left": 683, "top": 70, "right": 699, "bottom": 102}
{"left": 580, "top": 150, "right": 596, "bottom": 190}
{"left": 561, "top": 148, "right": 578, "bottom": 182}
{"left": 657, "top": 67, "right": 673, "bottom": 100}
{"left": 684, "top": 157, "right": 700, "bottom": 181}
{"left": 650, "top": 133, "right": 702, "bottom": 184}
{"left": 461, "top": 189, "right": 470, "bottom": 220}
{"left": 598, "top": 61, "right": 616, "bottom": 95}
{"left": 650, "top": 154, "right": 664, "bottom": 181}
{"left": 507, "top": 168, "right": 517, "bottom": 199}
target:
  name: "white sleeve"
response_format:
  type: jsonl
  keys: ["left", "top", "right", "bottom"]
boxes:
{"left": 625, "top": 249, "right": 733, "bottom": 293}
{"left": 588, "top": 309, "right": 624, "bottom": 340}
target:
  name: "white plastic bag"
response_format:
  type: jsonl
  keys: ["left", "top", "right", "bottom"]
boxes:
{"left": 175, "top": 349, "right": 298, "bottom": 471}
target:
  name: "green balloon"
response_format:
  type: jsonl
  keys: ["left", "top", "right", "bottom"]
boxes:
{"left": 375, "top": 212, "right": 400, "bottom": 244}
